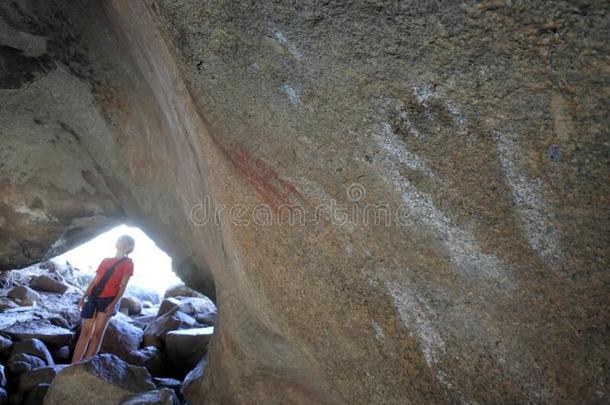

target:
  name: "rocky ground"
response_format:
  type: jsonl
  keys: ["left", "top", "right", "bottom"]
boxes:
{"left": 0, "top": 261, "right": 216, "bottom": 405}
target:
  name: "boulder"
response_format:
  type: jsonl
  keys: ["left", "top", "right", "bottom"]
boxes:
{"left": 156, "top": 298, "right": 180, "bottom": 318}
{"left": 164, "top": 283, "right": 204, "bottom": 299}
{"left": 7, "top": 286, "right": 39, "bottom": 306}
{"left": 52, "top": 346, "right": 70, "bottom": 364}
{"left": 0, "top": 388, "right": 6, "bottom": 405}
{"left": 0, "top": 335, "right": 12, "bottom": 356}
{"left": 165, "top": 327, "right": 213, "bottom": 375}
{"left": 181, "top": 355, "right": 207, "bottom": 404}
{"left": 126, "top": 346, "right": 167, "bottom": 377}
{"left": 22, "top": 383, "right": 49, "bottom": 405}
{"left": 18, "top": 365, "right": 66, "bottom": 392}
{"left": 174, "top": 297, "right": 216, "bottom": 318}
{"left": 6, "top": 353, "right": 45, "bottom": 374}
{"left": 0, "top": 299, "right": 18, "bottom": 312}
{"left": 0, "top": 365, "right": 5, "bottom": 387}
{"left": 44, "top": 354, "right": 156, "bottom": 405}
{"left": 153, "top": 377, "right": 181, "bottom": 391}
{"left": 48, "top": 316, "right": 70, "bottom": 330}
{"left": 100, "top": 315, "right": 144, "bottom": 359}
{"left": 193, "top": 312, "right": 216, "bottom": 326}
{"left": 120, "top": 388, "right": 178, "bottom": 405}
{"left": 119, "top": 296, "right": 142, "bottom": 316}
{"left": 29, "top": 275, "right": 68, "bottom": 294}
{"left": 142, "top": 301, "right": 153, "bottom": 309}
{"left": 1, "top": 320, "right": 74, "bottom": 347}
{"left": 10, "top": 338, "right": 54, "bottom": 366}
{"left": 143, "top": 309, "right": 195, "bottom": 348}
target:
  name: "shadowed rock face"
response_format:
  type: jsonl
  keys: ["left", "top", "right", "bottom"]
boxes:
{"left": 1, "top": 0, "right": 608, "bottom": 404}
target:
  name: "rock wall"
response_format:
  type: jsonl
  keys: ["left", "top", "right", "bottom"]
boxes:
{"left": 1, "top": 0, "right": 608, "bottom": 403}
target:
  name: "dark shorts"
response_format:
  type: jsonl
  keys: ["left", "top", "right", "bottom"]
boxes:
{"left": 81, "top": 296, "right": 119, "bottom": 319}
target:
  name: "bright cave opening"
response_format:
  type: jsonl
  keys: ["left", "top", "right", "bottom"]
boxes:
{"left": 0, "top": 223, "right": 217, "bottom": 400}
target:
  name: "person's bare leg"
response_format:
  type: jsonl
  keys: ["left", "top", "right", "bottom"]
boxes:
{"left": 83, "top": 310, "right": 112, "bottom": 359}
{"left": 71, "top": 317, "right": 96, "bottom": 364}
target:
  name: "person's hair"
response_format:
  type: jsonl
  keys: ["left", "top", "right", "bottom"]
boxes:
{"left": 119, "top": 234, "right": 135, "bottom": 255}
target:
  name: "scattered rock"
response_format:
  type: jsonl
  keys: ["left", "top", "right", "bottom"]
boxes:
{"left": 6, "top": 353, "right": 45, "bottom": 374}
{"left": 44, "top": 354, "right": 156, "bottom": 405}
{"left": 0, "top": 335, "right": 13, "bottom": 356}
{"left": 1, "top": 320, "right": 74, "bottom": 347}
{"left": 120, "top": 388, "right": 179, "bottom": 405}
{"left": 7, "top": 286, "right": 39, "bottom": 306}
{"left": 29, "top": 275, "right": 68, "bottom": 294}
{"left": 126, "top": 346, "right": 167, "bottom": 377}
{"left": 142, "top": 301, "right": 153, "bottom": 309}
{"left": 181, "top": 355, "right": 206, "bottom": 403}
{"left": 48, "top": 316, "right": 70, "bottom": 330}
{"left": 18, "top": 365, "right": 66, "bottom": 392}
{"left": 10, "top": 338, "right": 54, "bottom": 366}
{"left": 21, "top": 383, "right": 49, "bottom": 405}
{"left": 119, "top": 296, "right": 142, "bottom": 316}
{"left": 0, "top": 299, "right": 18, "bottom": 312}
{"left": 164, "top": 284, "right": 204, "bottom": 299}
{"left": 193, "top": 312, "right": 216, "bottom": 326}
{"left": 52, "top": 346, "right": 70, "bottom": 363}
{"left": 100, "top": 315, "right": 144, "bottom": 359}
{"left": 0, "top": 365, "right": 6, "bottom": 387}
{"left": 156, "top": 298, "right": 180, "bottom": 318}
{"left": 166, "top": 327, "right": 213, "bottom": 375}
{"left": 143, "top": 308, "right": 195, "bottom": 348}
{"left": 153, "top": 377, "right": 181, "bottom": 391}
{"left": 174, "top": 296, "right": 216, "bottom": 318}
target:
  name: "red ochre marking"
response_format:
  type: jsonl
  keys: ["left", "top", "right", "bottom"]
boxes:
{"left": 230, "top": 149, "right": 302, "bottom": 210}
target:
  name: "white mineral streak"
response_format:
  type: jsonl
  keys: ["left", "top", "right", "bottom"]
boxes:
{"left": 492, "top": 130, "right": 560, "bottom": 266}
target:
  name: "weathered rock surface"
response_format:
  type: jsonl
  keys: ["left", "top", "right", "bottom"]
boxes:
{"left": 44, "top": 354, "right": 156, "bottom": 405}
{"left": 0, "top": 0, "right": 608, "bottom": 404}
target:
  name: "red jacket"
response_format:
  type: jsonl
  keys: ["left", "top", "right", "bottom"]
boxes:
{"left": 92, "top": 257, "right": 134, "bottom": 298}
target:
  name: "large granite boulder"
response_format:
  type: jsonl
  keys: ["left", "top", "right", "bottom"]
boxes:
{"left": 44, "top": 354, "right": 156, "bottom": 405}
{"left": 1, "top": 320, "right": 74, "bottom": 347}
{"left": 99, "top": 314, "right": 144, "bottom": 359}
{"left": 0, "top": 0, "right": 607, "bottom": 404}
